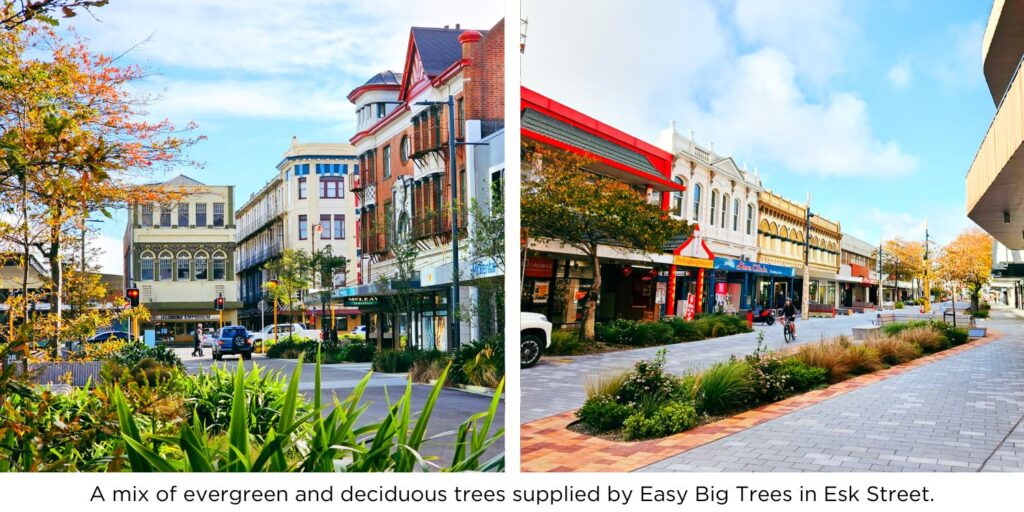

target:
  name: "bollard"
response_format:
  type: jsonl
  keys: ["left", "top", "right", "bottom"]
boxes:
{"left": 747, "top": 310, "right": 754, "bottom": 329}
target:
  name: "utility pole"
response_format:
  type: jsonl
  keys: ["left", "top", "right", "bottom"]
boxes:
{"left": 877, "top": 242, "right": 884, "bottom": 310}
{"left": 801, "top": 192, "right": 813, "bottom": 320}
{"left": 923, "top": 220, "right": 931, "bottom": 314}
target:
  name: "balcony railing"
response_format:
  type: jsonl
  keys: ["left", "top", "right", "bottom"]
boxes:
{"left": 236, "top": 242, "right": 282, "bottom": 271}
{"left": 412, "top": 209, "right": 451, "bottom": 239}
{"left": 363, "top": 184, "right": 377, "bottom": 207}
{"left": 237, "top": 204, "right": 284, "bottom": 241}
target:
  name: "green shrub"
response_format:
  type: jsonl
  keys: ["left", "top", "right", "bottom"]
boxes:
{"left": 576, "top": 394, "right": 632, "bottom": 432}
{"left": 597, "top": 319, "right": 641, "bottom": 345}
{"left": 372, "top": 349, "right": 417, "bottom": 373}
{"left": 745, "top": 343, "right": 790, "bottom": 403}
{"left": 972, "top": 309, "right": 989, "bottom": 318}
{"left": 409, "top": 350, "right": 451, "bottom": 384}
{"left": 622, "top": 402, "right": 698, "bottom": 441}
{"left": 695, "top": 360, "right": 752, "bottom": 415}
{"left": 843, "top": 344, "right": 883, "bottom": 375}
{"left": 548, "top": 330, "right": 588, "bottom": 355}
{"left": 110, "top": 343, "right": 182, "bottom": 369}
{"left": 266, "top": 338, "right": 319, "bottom": 359}
{"left": 899, "top": 326, "right": 948, "bottom": 353}
{"left": 894, "top": 301, "right": 905, "bottom": 309}
{"left": 935, "top": 323, "right": 968, "bottom": 346}
{"left": 180, "top": 364, "right": 307, "bottom": 438}
{"left": 662, "top": 317, "right": 705, "bottom": 342}
{"left": 692, "top": 313, "right": 751, "bottom": 338}
{"left": 462, "top": 343, "right": 504, "bottom": 388}
{"left": 450, "top": 337, "right": 505, "bottom": 387}
{"left": 618, "top": 350, "right": 678, "bottom": 405}
{"left": 632, "top": 321, "right": 676, "bottom": 346}
{"left": 778, "top": 359, "right": 828, "bottom": 392}
{"left": 340, "top": 341, "right": 376, "bottom": 362}
{"left": 673, "top": 374, "right": 698, "bottom": 402}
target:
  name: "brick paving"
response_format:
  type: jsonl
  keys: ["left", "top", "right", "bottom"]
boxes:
{"left": 522, "top": 310, "right": 935, "bottom": 423}
{"left": 520, "top": 332, "right": 1001, "bottom": 472}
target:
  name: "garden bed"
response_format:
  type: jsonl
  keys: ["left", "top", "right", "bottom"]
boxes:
{"left": 570, "top": 319, "right": 971, "bottom": 442}
{"left": 547, "top": 314, "right": 754, "bottom": 357}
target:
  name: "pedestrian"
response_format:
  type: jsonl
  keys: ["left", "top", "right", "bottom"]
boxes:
{"left": 192, "top": 323, "right": 203, "bottom": 357}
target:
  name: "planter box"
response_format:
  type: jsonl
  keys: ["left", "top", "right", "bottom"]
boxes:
{"left": 968, "top": 327, "right": 987, "bottom": 338}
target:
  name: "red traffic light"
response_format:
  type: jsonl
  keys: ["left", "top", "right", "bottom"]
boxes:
{"left": 125, "top": 288, "right": 140, "bottom": 307}
{"left": 214, "top": 296, "right": 225, "bottom": 311}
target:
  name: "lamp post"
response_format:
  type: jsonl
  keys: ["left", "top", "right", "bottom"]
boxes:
{"left": 877, "top": 242, "right": 884, "bottom": 310}
{"left": 801, "top": 192, "right": 814, "bottom": 320}
{"left": 922, "top": 220, "right": 931, "bottom": 314}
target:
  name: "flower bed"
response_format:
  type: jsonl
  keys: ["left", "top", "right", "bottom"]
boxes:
{"left": 571, "top": 320, "right": 969, "bottom": 441}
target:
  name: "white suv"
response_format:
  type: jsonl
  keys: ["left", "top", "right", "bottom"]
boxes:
{"left": 520, "top": 312, "right": 552, "bottom": 368}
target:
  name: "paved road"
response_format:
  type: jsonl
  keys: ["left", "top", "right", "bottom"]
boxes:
{"left": 521, "top": 309, "right": 943, "bottom": 423}
{"left": 180, "top": 353, "right": 505, "bottom": 468}
{"left": 639, "top": 308, "right": 1024, "bottom": 472}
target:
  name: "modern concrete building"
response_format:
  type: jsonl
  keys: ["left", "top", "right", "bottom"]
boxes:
{"left": 991, "top": 240, "right": 1024, "bottom": 309}
{"left": 123, "top": 175, "right": 239, "bottom": 343}
{"left": 657, "top": 124, "right": 766, "bottom": 313}
{"left": 234, "top": 139, "right": 361, "bottom": 332}
{"left": 757, "top": 191, "right": 841, "bottom": 311}
{"left": 967, "top": 0, "right": 1024, "bottom": 247}
{"left": 343, "top": 20, "right": 506, "bottom": 351}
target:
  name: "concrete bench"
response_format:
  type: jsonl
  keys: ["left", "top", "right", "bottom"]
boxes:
{"left": 852, "top": 324, "right": 881, "bottom": 341}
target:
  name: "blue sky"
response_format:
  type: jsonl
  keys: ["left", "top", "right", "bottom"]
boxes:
{"left": 56, "top": 0, "right": 503, "bottom": 273}
{"left": 522, "top": 0, "right": 994, "bottom": 248}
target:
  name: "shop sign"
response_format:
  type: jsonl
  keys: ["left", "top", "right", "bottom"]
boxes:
{"left": 524, "top": 257, "right": 556, "bottom": 278}
{"left": 715, "top": 282, "right": 728, "bottom": 295}
{"left": 655, "top": 282, "right": 667, "bottom": 304}
{"left": 673, "top": 255, "right": 715, "bottom": 269}
{"left": 714, "top": 257, "right": 796, "bottom": 277}
{"left": 683, "top": 293, "right": 697, "bottom": 321}
{"left": 154, "top": 314, "right": 218, "bottom": 321}
{"left": 343, "top": 296, "right": 380, "bottom": 308}
{"left": 532, "top": 281, "right": 551, "bottom": 303}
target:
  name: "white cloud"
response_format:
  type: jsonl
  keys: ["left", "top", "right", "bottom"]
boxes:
{"left": 523, "top": 0, "right": 917, "bottom": 179}
{"left": 733, "top": 0, "right": 854, "bottom": 85}
{"left": 887, "top": 64, "right": 912, "bottom": 89}
{"left": 864, "top": 207, "right": 973, "bottom": 246}
{"left": 148, "top": 78, "right": 355, "bottom": 122}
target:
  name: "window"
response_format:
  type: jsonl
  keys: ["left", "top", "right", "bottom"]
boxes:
{"left": 383, "top": 145, "right": 391, "bottom": 179}
{"left": 298, "top": 215, "right": 308, "bottom": 240}
{"left": 140, "top": 205, "right": 153, "bottom": 226}
{"left": 692, "top": 184, "right": 702, "bottom": 222}
{"left": 159, "top": 205, "right": 171, "bottom": 227}
{"left": 196, "top": 203, "right": 207, "bottom": 226}
{"left": 176, "top": 252, "right": 190, "bottom": 280}
{"left": 320, "top": 177, "right": 343, "bottom": 198}
{"left": 140, "top": 253, "right": 154, "bottom": 281}
{"left": 746, "top": 204, "right": 754, "bottom": 235}
{"left": 334, "top": 214, "right": 345, "bottom": 239}
{"left": 732, "top": 198, "right": 740, "bottom": 231}
{"left": 298, "top": 177, "right": 307, "bottom": 199}
{"left": 400, "top": 135, "right": 410, "bottom": 163}
{"left": 721, "top": 194, "right": 729, "bottom": 227}
{"left": 671, "top": 177, "right": 686, "bottom": 217}
{"left": 320, "top": 214, "right": 331, "bottom": 239}
{"left": 213, "top": 203, "right": 225, "bottom": 226}
{"left": 158, "top": 253, "right": 172, "bottom": 281}
{"left": 194, "top": 252, "right": 208, "bottom": 280}
{"left": 213, "top": 252, "right": 226, "bottom": 280}
{"left": 177, "top": 203, "right": 189, "bottom": 226}
{"left": 710, "top": 190, "right": 718, "bottom": 226}
{"left": 376, "top": 103, "right": 386, "bottom": 118}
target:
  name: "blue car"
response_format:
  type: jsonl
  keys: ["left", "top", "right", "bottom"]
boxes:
{"left": 212, "top": 326, "right": 253, "bottom": 360}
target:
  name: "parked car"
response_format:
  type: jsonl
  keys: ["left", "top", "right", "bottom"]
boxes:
{"left": 249, "top": 323, "right": 322, "bottom": 344}
{"left": 87, "top": 330, "right": 132, "bottom": 343}
{"left": 212, "top": 326, "right": 253, "bottom": 360}
{"left": 520, "top": 312, "right": 552, "bottom": 368}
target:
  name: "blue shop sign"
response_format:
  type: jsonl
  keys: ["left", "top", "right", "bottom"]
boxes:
{"left": 714, "top": 257, "right": 796, "bottom": 277}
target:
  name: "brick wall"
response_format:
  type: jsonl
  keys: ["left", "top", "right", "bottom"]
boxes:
{"left": 463, "top": 19, "right": 504, "bottom": 124}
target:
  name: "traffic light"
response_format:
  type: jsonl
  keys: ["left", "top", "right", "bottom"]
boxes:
{"left": 214, "top": 296, "right": 225, "bottom": 311}
{"left": 125, "top": 288, "right": 140, "bottom": 307}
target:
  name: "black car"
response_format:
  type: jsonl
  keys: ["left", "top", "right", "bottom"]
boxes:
{"left": 87, "top": 331, "right": 132, "bottom": 343}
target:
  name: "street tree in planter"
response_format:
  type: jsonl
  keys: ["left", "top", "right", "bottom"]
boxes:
{"left": 374, "top": 202, "right": 420, "bottom": 351}
{"left": 311, "top": 246, "right": 346, "bottom": 341}
{"left": 881, "top": 238, "right": 924, "bottom": 304}
{"left": 936, "top": 228, "right": 992, "bottom": 312}
{"left": 521, "top": 145, "right": 689, "bottom": 341}
{"left": 263, "top": 249, "right": 312, "bottom": 330}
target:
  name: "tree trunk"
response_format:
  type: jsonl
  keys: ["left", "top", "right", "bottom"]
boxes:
{"left": 582, "top": 247, "right": 601, "bottom": 341}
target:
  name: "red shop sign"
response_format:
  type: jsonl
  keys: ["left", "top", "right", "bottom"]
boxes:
{"left": 524, "top": 257, "right": 556, "bottom": 278}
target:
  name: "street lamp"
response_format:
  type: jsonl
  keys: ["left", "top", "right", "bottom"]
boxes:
{"left": 801, "top": 193, "right": 815, "bottom": 321}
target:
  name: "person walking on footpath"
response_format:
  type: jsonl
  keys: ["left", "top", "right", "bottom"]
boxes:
{"left": 192, "top": 323, "right": 204, "bottom": 357}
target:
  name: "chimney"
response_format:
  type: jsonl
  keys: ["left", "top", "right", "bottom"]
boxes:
{"left": 459, "top": 29, "right": 483, "bottom": 64}
{"left": 456, "top": 23, "right": 461, "bottom": 29}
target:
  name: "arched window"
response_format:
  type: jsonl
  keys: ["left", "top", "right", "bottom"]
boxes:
{"left": 731, "top": 199, "right": 740, "bottom": 231}
{"left": 212, "top": 251, "right": 227, "bottom": 280}
{"left": 158, "top": 251, "right": 173, "bottom": 281}
{"left": 194, "top": 250, "right": 209, "bottom": 280}
{"left": 721, "top": 193, "right": 729, "bottom": 228}
{"left": 692, "top": 184, "right": 702, "bottom": 222}
{"left": 140, "top": 251, "right": 155, "bottom": 281}
{"left": 176, "top": 250, "right": 191, "bottom": 280}
{"left": 746, "top": 204, "right": 755, "bottom": 235}
{"left": 709, "top": 190, "right": 718, "bottom": 226}
{"left": 671, "top": 177, "right": 686, "bottom": 218}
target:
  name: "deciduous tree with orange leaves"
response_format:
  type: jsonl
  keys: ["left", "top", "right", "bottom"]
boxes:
{"left": 935, "top": 228, "right": 992, "bottom": 311}
{"left": 881, "top": 238, "right": 924, "bottom": 302}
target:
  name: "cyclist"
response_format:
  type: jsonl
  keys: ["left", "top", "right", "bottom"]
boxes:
{"left": 781, "top": 298, "right": 797, "bottom": 341}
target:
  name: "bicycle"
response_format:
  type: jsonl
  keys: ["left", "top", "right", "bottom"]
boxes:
{"left": 780, "top": 314, "right": 796, "bottom": 343}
